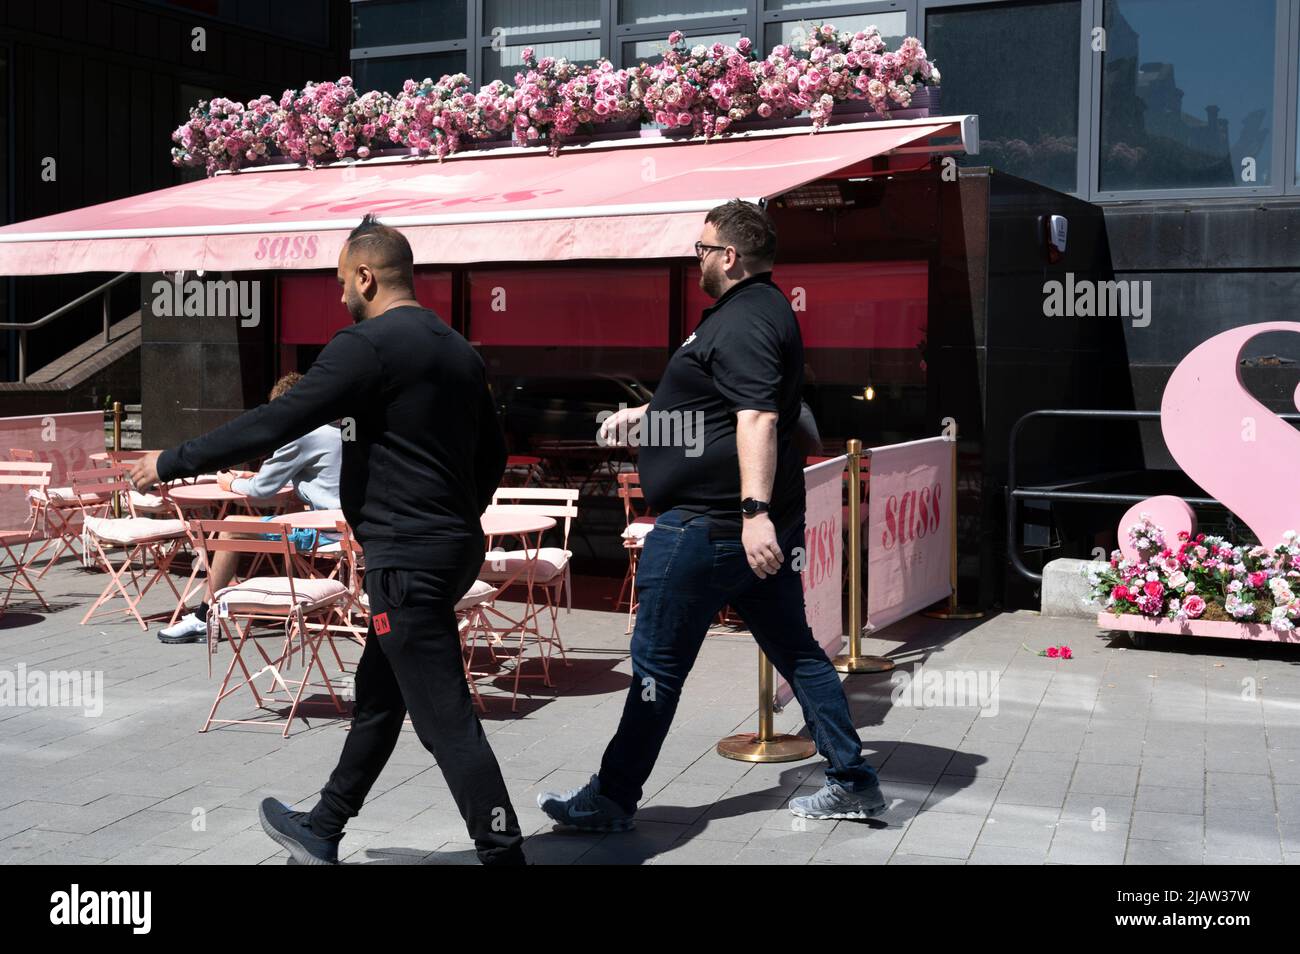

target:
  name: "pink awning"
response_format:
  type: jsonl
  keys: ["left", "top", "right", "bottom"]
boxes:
{"left": 0, "top": 117, "right": 975, "bottom": 275}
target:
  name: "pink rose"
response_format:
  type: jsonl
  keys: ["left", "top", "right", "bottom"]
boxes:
{"left": 1143, "top": 580, "right": 1163, "bottom": 599}
{"left": 1183, "top": 595, "right": 1206, "bottom": 618}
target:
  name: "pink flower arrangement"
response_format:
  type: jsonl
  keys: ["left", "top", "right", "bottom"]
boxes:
{"left": 797, "top": 24, "right": 940, "bottom": 123}
{"left": 1088, "top": 515, "right": 1300, "bottom": 631}
{"left": 390, "top": 74, "right": 480, "bottom": 159}
{"left": 629, "top": 31, "right": 761, "bottom": 139}
{"left": 172, "top": 25, "right": 940, "bottom": 174}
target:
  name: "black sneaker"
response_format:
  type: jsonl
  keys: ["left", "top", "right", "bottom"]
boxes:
{"left": 258, "top": 798, "right": 340, "bottom": 865}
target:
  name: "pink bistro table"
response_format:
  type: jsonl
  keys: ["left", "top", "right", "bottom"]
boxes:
{"left": 475, "top": 510, "right": 557, "bottom": 700}
{"left": 166, "top": 483, "right": 302, "bottom": 625}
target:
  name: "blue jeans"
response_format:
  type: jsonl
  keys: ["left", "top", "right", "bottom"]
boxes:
{"left": 598, "top": 509, "right": 879, "bottom": 813}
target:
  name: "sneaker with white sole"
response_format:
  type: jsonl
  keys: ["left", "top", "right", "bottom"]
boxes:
{"left": 537, "top": 774, "right": 635, "bottom": 832}
{"left": 159, "top": 612, "right": 207, "bottom": 644}
{"left": 789, "top": 781, "right": 887, "bottom": 820}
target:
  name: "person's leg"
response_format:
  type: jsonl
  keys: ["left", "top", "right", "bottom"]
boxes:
{"left": 596, "top": 515, "right": 729, "bottom": 813}
{"left": 308, "top": 621, "right": 408, "bottom": 838}
{"left": 729, "top": 521, "right": 879, "bottom": 792}
{"left": 369, "top": 558, "right": 525, "bottom": 866}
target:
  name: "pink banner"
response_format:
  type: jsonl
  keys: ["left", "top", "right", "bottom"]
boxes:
{"left": 0, "top": 411, "right": 104, "bottom": 533}
{"left": 866, "top": 437, "right": 953, "bottom": 632}
{"left": 775, "top": 456, "right": 846, "bottom": 708}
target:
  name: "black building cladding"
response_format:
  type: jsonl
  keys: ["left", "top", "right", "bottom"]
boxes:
{"left": 0, "top": 0, "right": 351, "bottom": 382}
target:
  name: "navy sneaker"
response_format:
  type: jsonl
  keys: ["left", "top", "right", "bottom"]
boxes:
{"left": 789, "top": 780, "right": 887, "bottom": 820}
{"left": 258, "top": 798, "right": 340, "bottom": 865}
{"left": 537, "top": 774, "right": 634, "bottom": 832}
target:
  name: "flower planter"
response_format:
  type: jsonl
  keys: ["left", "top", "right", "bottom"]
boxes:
{"left": 829, "top": 86, "right": 942, "bottom": 124}
{"left": 1095, "top": 611, "right": 1300, "bottom": 647}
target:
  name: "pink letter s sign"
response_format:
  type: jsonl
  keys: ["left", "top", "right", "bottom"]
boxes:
{"left": 1119, "top": 321, "right": 1300, "bottom": 559}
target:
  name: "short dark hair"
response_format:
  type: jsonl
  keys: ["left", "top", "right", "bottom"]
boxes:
{"left": 705, "top": 199, "right": 777, "bottom": 267}
{"left": 345, "top": 213, "right": 415, "bottom": 288}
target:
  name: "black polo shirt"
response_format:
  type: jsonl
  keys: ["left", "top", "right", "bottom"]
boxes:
{"left": 638, "top": 272, "right": 805, "bottom": 538}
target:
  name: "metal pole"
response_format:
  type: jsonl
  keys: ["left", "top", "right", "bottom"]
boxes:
{"left": 834, "top": 439, "right": 893, "bottom": 673}
{"left": 102, "top": 290, "right": 111, "bottom": 343}
{"left": 112, "top": 402, "right": 123, "bottom": 518}
{"left": 716, "top": 648, "right": 818, "bottom": 763}
{"left": 17, "top": 331, "right": 25, "bottom": 382}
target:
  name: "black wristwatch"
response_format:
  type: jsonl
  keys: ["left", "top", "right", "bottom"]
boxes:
{"left": 741, "top": 497, "right": 770, "bottom": 517}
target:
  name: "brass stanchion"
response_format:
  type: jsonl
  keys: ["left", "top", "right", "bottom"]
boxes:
{"left": 923, "top": 425, "right": 984, "bottom": 621}
{"left": 834, "top": 439, "right": 894, "bottom": 673}
{"left": 111, "top": 400, "right": 123, "bottom": 518}
{"left": 717, "top": 648, "right": 817, "bottom": 762}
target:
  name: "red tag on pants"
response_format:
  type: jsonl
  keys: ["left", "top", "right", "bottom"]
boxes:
{"left": 373, "top": 612, "right": 391, "bottom": 635}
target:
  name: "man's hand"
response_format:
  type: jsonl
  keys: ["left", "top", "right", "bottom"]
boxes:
{"left": 597, "top": 404, "right": 648, "bottom": 447}
{"left": 216, "top": 470, "right": 236, "bottom": 493}
{"left": 129, "top": 451, "right": 162, "bottom": 492}
{"left": 743, "top": 512, "right": 783, "bottom": 579}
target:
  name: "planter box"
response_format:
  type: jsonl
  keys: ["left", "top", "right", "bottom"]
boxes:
{"left": 1095, "top": 611, "right": 1300, "bottom": 644}
{"left": 830, "top": 86, "right": 942, "bottom": 124}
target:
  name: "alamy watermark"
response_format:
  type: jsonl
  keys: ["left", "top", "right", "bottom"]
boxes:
{"left": 0, "top": 664, "right": 104, "bottom": 716}
{"left": 596, "top": 403, "right": 705, "bottom": 458}
{"left": 150, "top": 274, "right": 261, "bottom": 327}
{"left": 890, "top": 663, "right": 1000, "bottom": 717}
{"left": 1043, "top": 272, "right": 1151, "bottom": 327}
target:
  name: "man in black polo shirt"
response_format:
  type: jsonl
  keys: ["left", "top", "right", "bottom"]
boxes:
{"left": 539, "top": 199, "right": 884, "bottom": 830}
{"left": 129, "top": 215, "right": 525, "bottom": 866}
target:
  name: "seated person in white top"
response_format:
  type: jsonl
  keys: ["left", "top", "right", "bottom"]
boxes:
{"left": 160, "top": 372, "right": 343, "bottom": 644}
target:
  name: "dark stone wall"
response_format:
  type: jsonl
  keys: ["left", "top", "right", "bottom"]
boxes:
{"left": 138, "top": 272, "right": 275, "bottom": 452}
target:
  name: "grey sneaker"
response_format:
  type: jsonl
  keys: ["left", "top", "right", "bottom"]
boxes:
{"left": 537, "top": 774, "right": 635, "bottom": 832}
{"left": 789, "top": 781, "right": 887, "bottom": 820}
{"left": 159, "top": 612, "right": 207, "bottom": 644}
{"left": 258, "top": 798, "right": 340, "bottom": 865}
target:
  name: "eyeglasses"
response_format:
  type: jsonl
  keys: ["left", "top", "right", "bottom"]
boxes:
{"left": 694, "top": 242, "right": 732, "bottom": 260}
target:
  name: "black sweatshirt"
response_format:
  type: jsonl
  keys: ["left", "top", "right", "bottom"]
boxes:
{"left": 157, "top": 306, "right": 506, "bottom": 570}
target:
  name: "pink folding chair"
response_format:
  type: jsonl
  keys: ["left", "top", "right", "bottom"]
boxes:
{"left": 74, "top": 467, "right": 189, "bottom": 630}
{"left": 191, "top": 518, "right": 351, "bottom": 737}
{"left": 616, "top": 472, "right": 655, "bottom": 634}
{"left": 0, "top": 462, "right": 54, "bottom": 618}
{"left": 18, "top": 457, "right": 110, "bottom": 576}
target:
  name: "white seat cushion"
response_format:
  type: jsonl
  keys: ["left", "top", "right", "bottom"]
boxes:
{"left": 478, "top": 547, "right": 570, "bottom": 583}
{"left": 129, "top": 490, "right": 169, "bottom": 510}
{"left": 456, "top": 579, "right": 496, "bottom": 611}
{"left": 214, "top": 577, "right": 348, "bottom": 615}
{"left": 621, "top": 521, "right": 655, "bottom": 541}
{"left": 83, "top": 515, "right": 187, "bottom": 545}
{"left": 35, "top": 487, "right": 105, "bottom": 506}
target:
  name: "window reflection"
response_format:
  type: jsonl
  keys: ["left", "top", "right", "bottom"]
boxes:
{"left": 1100, "top": 0, "right": 1276, "bottom": 191}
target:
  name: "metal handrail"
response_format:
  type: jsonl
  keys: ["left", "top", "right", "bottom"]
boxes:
{"left": 1007, "top": 408, "right": 1300, "bottom": 584}
{"left": 0, "top": 272, "right": 132, "bottom": 382}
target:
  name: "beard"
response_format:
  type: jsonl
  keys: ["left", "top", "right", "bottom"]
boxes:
{"left": 344, "top": 286, "right": 367, "bottom": 324}
{"left": 699, "top": 261, "right": 725, "bottom": 299}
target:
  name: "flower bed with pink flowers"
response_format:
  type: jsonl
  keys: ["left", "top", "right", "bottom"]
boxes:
{"left": 1088, "top": 514, "right": 1300, "bottom": 637}
{"left": 171, "top": 24, "right": 940, "bottom": 175}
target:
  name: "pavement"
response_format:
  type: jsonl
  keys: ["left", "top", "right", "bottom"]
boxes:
{"left": 3, "top": 554, "right": 1300, "bottom": 865}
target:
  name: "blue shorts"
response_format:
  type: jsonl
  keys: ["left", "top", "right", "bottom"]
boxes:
{"left": 257, "top": 514, "right": 339, "bottom": 553}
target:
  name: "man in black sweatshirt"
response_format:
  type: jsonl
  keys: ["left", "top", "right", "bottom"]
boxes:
{"left": 130, "top": 215, "right": 524, "bottom": 866}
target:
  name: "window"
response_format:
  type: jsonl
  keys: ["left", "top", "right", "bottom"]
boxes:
{"left": 624, "top": 31, "right": 742, "bottom": 65}
{"left": 1099, "top": 0, "right": 1277, "bottom": 193}
{"left": 925, "top": 0, "right": 1081, "bottom": 193}
{"left": 482, "top": 0, "right": 602, "bottom": 33}
{"left": 482, "top": 38, "right": 601, "bottom": 85}
{"left": 764, "top": 11, "right": 907, "bottom": 54}
{"left": 353, "top": 51, "right": 469, "bottom": 92}
{"left": 618, "top": 0, "right": 748, "bottom": 26}
{"left": 353, "top": 0, "right": 468, "bottom": 47}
